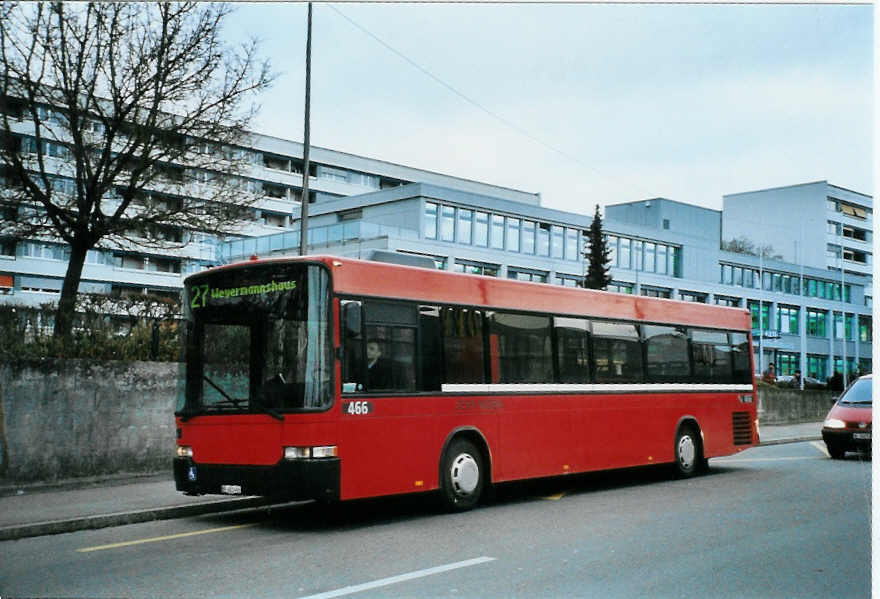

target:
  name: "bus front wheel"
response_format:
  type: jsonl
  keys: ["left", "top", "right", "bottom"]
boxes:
{"left": 439, "top": 438, "right": 485, "bottom": 512}
{"left": 674, "top": 425, "right": 704, "bottom": 478}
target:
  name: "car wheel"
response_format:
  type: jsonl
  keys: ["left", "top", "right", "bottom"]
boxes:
{"left": 439, "top": 438, "right": 485, "bottom": 512}
{"left": 674, "top": 425, "right": 703, "bottom": 478}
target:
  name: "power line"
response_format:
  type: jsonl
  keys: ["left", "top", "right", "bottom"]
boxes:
{"left": 326, "top": 4, "right": 657, "bottom": 203}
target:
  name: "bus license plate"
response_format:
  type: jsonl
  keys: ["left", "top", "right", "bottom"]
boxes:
{"left": 221, "top": 485, "right": 242, "bottom": 495}
{"left": 853, "top": 432, "right": 871, "bottom": 440}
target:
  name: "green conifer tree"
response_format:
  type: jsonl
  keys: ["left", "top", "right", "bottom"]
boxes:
{"left": 583, "top": 204, "right": 612, "bottom": 290}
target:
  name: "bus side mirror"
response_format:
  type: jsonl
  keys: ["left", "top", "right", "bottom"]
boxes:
{"left": 343, "top": 302, "right": 361, "bottom": 338}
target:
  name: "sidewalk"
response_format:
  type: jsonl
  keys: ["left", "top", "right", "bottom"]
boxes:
{"left": 0, "top": 422, "right": 823, "bottom": 542}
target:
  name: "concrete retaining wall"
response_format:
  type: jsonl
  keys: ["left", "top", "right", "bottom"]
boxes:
{"left": 0, "top": 360, "right": 835, "bottom": 484}
{"left": 0, "top": 360, "right": 181, "bottom": 484}
{"left": 756, "top": 386, "right": 835, "bottom": 425}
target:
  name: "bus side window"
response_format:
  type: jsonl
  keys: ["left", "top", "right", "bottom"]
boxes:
{"left": 643, "top": 325, "right": 690, "bottom": 382}
{"left": 554, "top": 317, "right": 591, "bottom": 383}
{"left": 441, "top": 307, "right": 485, "bottom": 384}
{"left": 341, "top": 300, "right": 365, "bottom": 393}
{"left": 729, "top": 332, "right": 752, "bottom": 383}
{"left": 592, "top": 321, "right": 643, "bottom": 383}
{"left": 488, "top": 311, "right": 552, "bottom": 383}
{"left": 362, "top": 301, "right": 418, "bottom": 393}
{"left": 418, "top": 306, "right": 443, "bottom": 391}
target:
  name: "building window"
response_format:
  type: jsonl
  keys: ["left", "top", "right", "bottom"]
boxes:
{"left": 748, "top": 301, "right": 771, "bottom": 331}
{"left": 656, "top": 244, "right": 668, "bottom": 275}
{"left": 516, "top": 220, "right": 534, "bottom": 254}
{"left": 644, "top": 242, "right": 656, "bottom": 273}
{"left": 457, "top": 209, "right": 473, "bottom": 244}
{"left": 507, "top": 268, "right": 547, "bottom": 283}
{"left": 454, "top": 259, "right": 498, "bottom": 277}
{"left": 679, "top": 291, "right": 706, "bottom": 303}
{"left": 807, "top": 354, "right": 828, "bottom": 381}
{"left": 537, "top": 223, "right": 550, "bottom": 256}
{"left": 833, "top": 312, "right": 854, "bottom": 340}
{"left": 632, "top": 240, "right": 643, "bottom": 271}
{"left": 554, "top": 273, "right": 582, "bottom": 287}
{"left": 806, "top": 309, "right": 827, "bottom": 337}
{"left": 859, "top": 315, "right": 872, "bottom": 343}
{"left": 565, "top": 228, "right": 579, "bottom": 261}
{"left": 640, "top": 286, "right": 670, "bottom": 298}
{"left": 777, "top": 305, "right": 799, "bottom": 335}
{"left": 607, "top": 235, "right": 618, "bottom": 267}
{"left": 440, "top": 205, "right": 455, "bottom": 242}
{"left": 618, "top": 237, "right": 631, "bottom": 269}
{"left": 490, "top": 214, "right": 505, "bottom": 249}
{"left": 474, "top": 212, "right": 489, "bottom": 247}
{"left": 506, "top": 217, "right": 521, "bottom": 253}
{"left": 424, "top": 202, "right": 438, "bottom": 239}
{"left": 607, "top": 281, "right": 633, "bottom": 294}
{"left": 663, "top": 219, "right": 670, "bottom": 230}
{"left": 714, "top": 295, "right": 741, "bottom": 307}
{"left": 777, "top": 352, "right": 799, "bottom": 376}
{"left": 551, "top": 225, "right": 564, "bottom": 259}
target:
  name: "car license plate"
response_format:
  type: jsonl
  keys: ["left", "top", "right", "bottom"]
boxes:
{"left": 220, "top": 484, "right": 242, "bottom": 495}
{"left": 853, "top": 432, "right": 871, "bottom": 440}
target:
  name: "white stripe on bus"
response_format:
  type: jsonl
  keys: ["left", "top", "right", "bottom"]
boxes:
{"left": 440, "top": 383, "right": 754, "bottom": 393}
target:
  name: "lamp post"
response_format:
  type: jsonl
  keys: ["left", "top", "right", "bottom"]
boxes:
{"left": 298, "top": 2, "right": 313, "bottom": 257}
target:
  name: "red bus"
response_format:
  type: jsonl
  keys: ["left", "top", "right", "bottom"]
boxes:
{"left": 174, "top": 255, "right": 758, "bottom": 510}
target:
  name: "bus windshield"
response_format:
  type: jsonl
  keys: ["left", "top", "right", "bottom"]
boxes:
{"left": 180, "top": 263, "right": 332, "bottom": 415}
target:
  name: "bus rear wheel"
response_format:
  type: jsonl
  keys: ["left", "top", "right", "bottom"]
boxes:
{"left": 439, "top": 438, "right": 485, "bottom": 512}
{"left": 674, "top": 425, "right": 704, "bottom": 478}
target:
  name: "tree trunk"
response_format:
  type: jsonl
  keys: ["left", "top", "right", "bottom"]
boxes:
{"left": 54, "top": 241, "right": 89, "bottom": 342}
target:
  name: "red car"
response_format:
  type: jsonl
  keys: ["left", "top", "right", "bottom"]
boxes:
{"left": 822, "top": 374, "right": 872, "bottom": 459}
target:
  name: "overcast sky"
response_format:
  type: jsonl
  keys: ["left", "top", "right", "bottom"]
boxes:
{"left": 223, "top": 3, "right": 873, "bottom": 216}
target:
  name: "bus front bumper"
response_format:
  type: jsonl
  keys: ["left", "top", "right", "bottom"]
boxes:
{"left": 173, "top": 457, "right": 340, "bottom": 501}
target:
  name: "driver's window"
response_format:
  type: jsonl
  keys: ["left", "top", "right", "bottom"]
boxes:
{"left": 341, "top": 300, "right": 365, "bottom": 393}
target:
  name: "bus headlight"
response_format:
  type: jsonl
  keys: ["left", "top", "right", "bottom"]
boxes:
{"left": 312, "top": 446, "right": 338, "bottom": 458}
{"left": 823, "top": 418, "right": 846, "bottom": 429}
{"left": 176, "top": 445, "right": 193, "bottom": 458}
{"left": 284, "top": 446, "right": 338, "bottom": 460}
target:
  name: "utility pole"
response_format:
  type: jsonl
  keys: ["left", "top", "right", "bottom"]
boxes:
{"left": 298, "top": 2, "right": 313, "bottom": 256}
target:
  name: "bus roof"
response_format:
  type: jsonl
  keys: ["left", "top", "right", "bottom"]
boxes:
{"left": 206, "top": 255, "right": 752, "bottom": 331}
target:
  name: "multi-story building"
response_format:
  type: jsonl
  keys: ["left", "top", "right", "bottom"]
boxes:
{"left": 1, "top": 108, "right": 871, "bottom": 381}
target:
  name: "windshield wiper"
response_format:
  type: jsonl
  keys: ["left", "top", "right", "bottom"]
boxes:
{"left": 203, "top": 376, "right": 246, "bottom": 408}
{"left": 263, "top": 406, "right": 285, "bottom": 421}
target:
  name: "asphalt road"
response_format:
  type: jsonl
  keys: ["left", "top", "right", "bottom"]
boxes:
{"left": 0, "top": 441, "right": 870, "bottom": 598}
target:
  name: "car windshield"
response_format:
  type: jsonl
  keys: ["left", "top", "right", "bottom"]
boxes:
{"left": 838, "top": 378, "right": 872, "bottom": 406}
{"left": 179, "top": 263, "right": 332, "bottom": 414}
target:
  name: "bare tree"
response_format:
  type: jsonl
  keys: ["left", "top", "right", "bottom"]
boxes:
{"left": 721, "top": 236, "right": 782, "bottom": 260}
{"left": 0, "top": 2, "right": 273, "bottom": 341}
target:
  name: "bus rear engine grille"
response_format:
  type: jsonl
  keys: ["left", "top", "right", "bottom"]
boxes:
{"left": 732, "top": 412, "right": 752, "bottom": 445}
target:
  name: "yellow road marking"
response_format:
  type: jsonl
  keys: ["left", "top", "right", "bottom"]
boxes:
{"left": 77, "top": 523, "right": 258, "bottom": 553}
{"left": 810, "top": 441, "right": 831, "bottom": 458}
{"left": 544, "top": 492, "right": 567, "bottom": 500}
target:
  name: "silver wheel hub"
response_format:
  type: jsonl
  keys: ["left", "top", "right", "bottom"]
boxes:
{"left": 678, "top": 435, "right": 696, "bottom": 470}
{"left": 450, "top": 453, "right": 479, "bottom": 496}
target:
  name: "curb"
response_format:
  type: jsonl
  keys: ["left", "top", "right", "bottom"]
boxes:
{"left": 759, "top": 435, "right": 822, "bottom": 447}
{"left": 0, "top": 496, "right": 278, "bottom": 542}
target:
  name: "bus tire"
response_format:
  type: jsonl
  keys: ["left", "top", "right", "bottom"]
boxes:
{"left": 439, "top": 438, "right": 485, "bottom": 512}
{"left": 673, "top": 425, "right": 703, "bottom": 478}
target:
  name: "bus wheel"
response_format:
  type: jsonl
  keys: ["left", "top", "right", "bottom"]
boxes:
{"left": 674, "top": 426, "right": 702, "bottom": 478}
{"left": 440, "top": 438, "right": 484, "bottom": 512}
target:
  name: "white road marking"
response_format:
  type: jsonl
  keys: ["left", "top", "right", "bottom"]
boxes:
{"left": 713, "top": 456, "right": 825, "bottom": 463}
{"left": 810, "top": 441, "right": 831, "bottom": 458}
{"left": 296, "top": 557, "right": 496, "bottom": 599}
